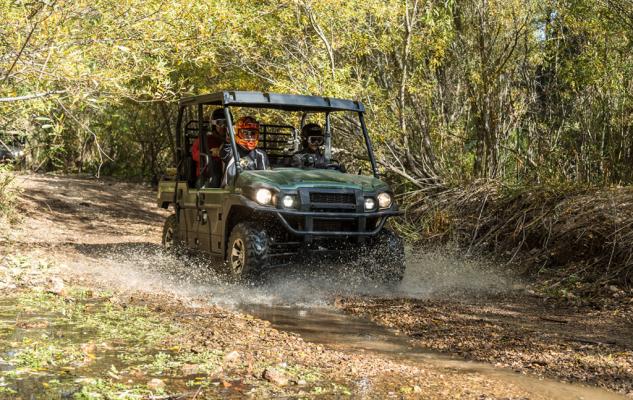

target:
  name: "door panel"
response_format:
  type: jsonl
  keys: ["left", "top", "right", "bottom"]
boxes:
{"left": 196, "top": 190, "right": 226, "bottom": 255}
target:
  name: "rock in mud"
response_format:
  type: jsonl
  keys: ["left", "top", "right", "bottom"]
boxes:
{"left": 262, "top": 367, "right": 288, "bottom": 386}
{"left": 224, "top": 350, "right": 240, "bottom": 363}
{"left": 46, "top": 276, "right": 65, "bottom": 296}
{"left": 147, "top": 378, "right": 165, "bottom": 391}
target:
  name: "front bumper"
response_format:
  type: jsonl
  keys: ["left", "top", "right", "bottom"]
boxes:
{"left": 245, "top": 186, "right": 402, "bottom": 237}
{"left": 272, "top": 209, "right": 401, "bottom": 236}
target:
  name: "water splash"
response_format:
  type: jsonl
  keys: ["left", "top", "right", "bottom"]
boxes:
{"left": 399, "top": 245, "right": 516, "bottom": 298}
{"left": 64, "top": 242, "right": 515, "bottom": 308}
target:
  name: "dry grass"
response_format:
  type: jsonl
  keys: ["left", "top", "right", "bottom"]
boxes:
{"left": 401, "top": 182, "right": 633, "bottom": 288}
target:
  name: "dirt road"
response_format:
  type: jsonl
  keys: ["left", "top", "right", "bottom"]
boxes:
{"left": 1, "top": 173, "right": 631, "bottom": 399}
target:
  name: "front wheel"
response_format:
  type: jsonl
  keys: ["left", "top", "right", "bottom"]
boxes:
{"left": 226, "top": 222, "right": 269, "bottom": 282}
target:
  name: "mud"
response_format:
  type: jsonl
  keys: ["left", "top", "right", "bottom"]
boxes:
{"left": 1, "top": 173, "right": 632, "bottom": 399}
{"left": 240, "top": 304, "right": 627, "bottom": 400}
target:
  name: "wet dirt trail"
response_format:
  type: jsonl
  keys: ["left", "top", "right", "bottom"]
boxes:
{"left": 2, "top": 173, "right": 632, "bottom": 399}
{"left": 239, "top": 305, "right": 625, "bottom": 400}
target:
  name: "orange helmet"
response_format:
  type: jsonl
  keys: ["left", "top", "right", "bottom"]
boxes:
{"left": 234, "top": 116, "right": 260, "bottom": 151}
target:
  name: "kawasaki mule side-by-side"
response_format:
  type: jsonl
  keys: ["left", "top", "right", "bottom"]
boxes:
{"left": 157, "top": 91, "right": 405, "bottom": 282}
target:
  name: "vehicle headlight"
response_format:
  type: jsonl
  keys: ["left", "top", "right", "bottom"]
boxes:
{"left": 255, "top": 188, "right": 273, "bottom": 205}
{"left": 364, "top": 197, "right": 376, "bottom": 211}
{"left": 377, "top": 192, "right": 392, "bottom": 209}
{"left": 281, "top": 195, "right": 296, "bottom": 208}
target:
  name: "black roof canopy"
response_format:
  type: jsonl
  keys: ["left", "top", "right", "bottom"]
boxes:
{"left": 179, "top": 91, "right": 365, "bottom": 113}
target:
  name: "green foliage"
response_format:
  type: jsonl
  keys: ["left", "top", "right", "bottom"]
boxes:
{"left": 1, "top": 0, "right": 632, "bottom": 186}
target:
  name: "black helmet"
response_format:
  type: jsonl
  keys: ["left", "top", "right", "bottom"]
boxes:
{"left": 210, "top": 108, "right": 233, "bottom": 135}
{"left": 301, "top": 123, "right": 324, "bottom": 147}
{"left": 301, "top": 123, "right": 323, "bottom": 138}
{"left": 211, "top": 108, "right": 225, "bottom": 120}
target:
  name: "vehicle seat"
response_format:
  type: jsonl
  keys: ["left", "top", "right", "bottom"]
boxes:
{"left": 197, "top": 144, "right": 223, "bottom": 189}
{"left": 209, "top": 157, "right": 222, "bottom": 188}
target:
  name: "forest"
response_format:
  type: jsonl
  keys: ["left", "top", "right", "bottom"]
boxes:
{"left": 2, "top": 0, "right": 632, "bottom": 185}
{"left": 2, "top": 0, "right": 633, "bottom": 284}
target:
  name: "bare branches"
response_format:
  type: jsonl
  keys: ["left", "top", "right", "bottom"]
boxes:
{"left": 1, "top": 17, "right": 40, "bottom": 86}
{"left": 302, "top": 2, "right": 336, "bottom": 80}
{"left": 55, "top": 99, "right": 113, "bottom": 178}
{"left": 0, "top": 90, "right": 66, "bottom": 102}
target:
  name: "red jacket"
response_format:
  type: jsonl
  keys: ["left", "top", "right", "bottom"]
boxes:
{"left": 191, "top": 136, "right": 223, "bottom": 176}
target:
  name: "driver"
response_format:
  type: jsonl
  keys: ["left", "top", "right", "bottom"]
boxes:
{"left": 291, "top": 123, "right": 327, "bottom": 168}
{"left": 221, "top": 116, "right": 270, "bottom": 187}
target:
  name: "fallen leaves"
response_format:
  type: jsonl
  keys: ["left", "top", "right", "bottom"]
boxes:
{"left": 339, "top": 295, "right": 633, "bottom": 395}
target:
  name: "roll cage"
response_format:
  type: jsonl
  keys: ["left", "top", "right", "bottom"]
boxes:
{"left": 175, "top": 91, "right": 378, "bottom": 187}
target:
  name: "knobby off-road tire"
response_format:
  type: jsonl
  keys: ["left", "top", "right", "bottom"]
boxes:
{"left": 363, "top": 229, "right": 406, "bottom": 284}
{"left": 162, "top": 214, "right": 182, "bottom": 252}
{"left": 226, "top": 222, "right": 269, "bottom": 282}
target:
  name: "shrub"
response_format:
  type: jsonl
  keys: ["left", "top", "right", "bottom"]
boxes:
{"left": 0, "top": 164, "right": 19, "bottom": 224}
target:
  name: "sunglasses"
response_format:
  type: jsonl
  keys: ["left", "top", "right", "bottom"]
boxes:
{"left": 211, "top": 118, "right": 227, "bottom": 128}
{"left": 307, "top": 136, "right": 324, "bottom": 145}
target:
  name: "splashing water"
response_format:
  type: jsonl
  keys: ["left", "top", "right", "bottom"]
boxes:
{"left": 63, "top": 242, "right": 515, "bottom": 308}
{"left": 400, "top": 246, "right": 516, "bottom": 298}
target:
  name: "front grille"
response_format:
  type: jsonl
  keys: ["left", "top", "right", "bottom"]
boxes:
{"left": 313, "top": 219, "right": 356, "bottom": 232}
{"left": 310, "top": 192, "right": 355, "bottom": 204}
{"left": 310, "top": 207, "right": 356, "bottom": 213}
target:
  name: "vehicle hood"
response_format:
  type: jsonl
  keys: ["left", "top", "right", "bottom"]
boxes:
{"left": 236, "top": 168, "right": 390, "bottom": 192}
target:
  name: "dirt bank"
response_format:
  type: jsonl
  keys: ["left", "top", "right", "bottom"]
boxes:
{"left": 1, "top": 173, "right": 631, "bottom": 399}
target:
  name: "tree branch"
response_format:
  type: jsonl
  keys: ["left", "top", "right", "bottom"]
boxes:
{"left": 303, "top": 2, "right": 335, "bottom": 79}
{"left": 0, "top": 90, "right": 66, "bottom": 102}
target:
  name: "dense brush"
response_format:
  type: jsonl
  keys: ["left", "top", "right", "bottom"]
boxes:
{"left": 400, "top": 182, "right": 633, "bottom": 288}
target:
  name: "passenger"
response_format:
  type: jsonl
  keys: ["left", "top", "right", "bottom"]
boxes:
{"left": 221, "top": 116, "right": 269, "bottom": 187}
{"left": 191, "top": 108, "right": 226, "bottom": 188}
{"left": 291, "top": 123, "right": 327, "bottom": 168}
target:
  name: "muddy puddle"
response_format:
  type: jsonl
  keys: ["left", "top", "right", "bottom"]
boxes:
{"left": 236, "top": 304, "right": 627, "bottom": 400}
{"left": 0, "top": 293, "right": 235, "bottom": 399}
{"left": 57, "top": 244, "right": 631, "bottom": 399}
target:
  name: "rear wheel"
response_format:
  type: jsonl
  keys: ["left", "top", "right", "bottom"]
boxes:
{"left": 162, "top": 214, "right": 181, "bottom": 251}
{"left": 226, "top": 222, "right": 269, "bottom": 282}
{"left": 363, "top": 229, "right": 406, "bottom": 283}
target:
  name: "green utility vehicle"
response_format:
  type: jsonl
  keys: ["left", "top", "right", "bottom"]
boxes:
{"left": 157, "top": 91, "right": 405, "bottom": 282}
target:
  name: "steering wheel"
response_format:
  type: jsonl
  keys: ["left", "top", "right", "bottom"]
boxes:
{"left": 323, "top": 160, "right": 346, "bottom": 172}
